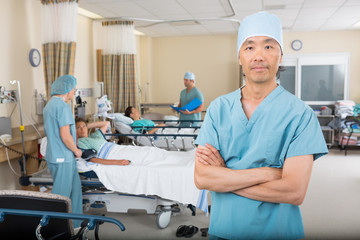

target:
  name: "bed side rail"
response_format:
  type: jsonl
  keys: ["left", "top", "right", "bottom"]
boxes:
{"left": 106, "top": 133, "right": 198, "bottom": 139}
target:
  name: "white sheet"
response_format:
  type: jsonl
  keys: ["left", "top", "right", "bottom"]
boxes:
{"left": 83, "top": 143, "right": 203, "bottom": 206}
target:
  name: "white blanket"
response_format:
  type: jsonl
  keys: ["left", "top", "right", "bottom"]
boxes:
{"left": 82, "top": 143, "right": 203, "bottom": 206}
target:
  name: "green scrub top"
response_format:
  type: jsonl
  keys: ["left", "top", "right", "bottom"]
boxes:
{"left": 77, "top": 129, "right": 107, "bottom": 152}
{"left": 195, "top": 85, "right": 328, "bottom": 239}
{"left": 180, "top": 87, "right": 204, "bottom": 127}
{"left": 43, "top": 97, "right": 76, "bottom": 163}
{"left": 131, "top": 118, "right": 155, "bottom": 133}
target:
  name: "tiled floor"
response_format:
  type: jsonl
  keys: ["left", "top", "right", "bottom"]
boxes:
{"left": 85, "top": 149, "right": 360, "bottom": 239}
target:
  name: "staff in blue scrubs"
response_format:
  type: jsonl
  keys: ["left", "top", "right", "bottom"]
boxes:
{"left": 43, "top": 75, "right": 83, "bottom": 228}
{"left": 176, "top": 72, "right": 204, "bottom": 127}
{"left": 194, "top": 12, "right": 328, "bottom": 240}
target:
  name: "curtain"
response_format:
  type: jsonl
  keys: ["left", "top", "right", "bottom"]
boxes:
{"left": 41, "top": 0, "right": 78, "bottom": 99}
{"left": 101, "top": 21, "right": 139, "bottom": 113}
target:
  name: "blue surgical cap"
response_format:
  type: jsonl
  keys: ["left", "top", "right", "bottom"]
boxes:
{"left": 184, "top": 72, "right": 195, "bottom": 81}
{"left": 237, "top": 11, "right": 283, "bottom": 57}
{"left": 51, "top": 75, "right": 77, "bottom": 96}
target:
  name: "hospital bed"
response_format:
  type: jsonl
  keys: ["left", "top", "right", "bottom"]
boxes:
{"left": 30, "top": 141, "right": 208, "bottom": 229}
{"left": 113, "top": 118, "right": 202, "bottom": 151}
{"left": 0, "top": 190, "right": 125, "bottom": 239}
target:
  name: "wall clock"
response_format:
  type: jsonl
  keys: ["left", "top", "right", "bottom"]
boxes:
{"left": 291, "top": 40, "right": 302, "bottom": 51}
{"left": 29, "top": 48, "right": 41, "bottom": 67}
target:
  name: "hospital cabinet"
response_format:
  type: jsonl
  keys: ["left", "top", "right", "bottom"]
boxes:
{"left": 317, "top": 115, "right": 335, "bottom": 148}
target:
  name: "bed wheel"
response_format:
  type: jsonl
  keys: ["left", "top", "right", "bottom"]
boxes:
{"left": 156, "top": 211, "right": 171, "bottom": 229}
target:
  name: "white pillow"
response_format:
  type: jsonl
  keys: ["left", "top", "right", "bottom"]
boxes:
{"left": 164, "top": 115, "right": 179, "bottom": 126}
{"left": 114, "top": 113, "right": 133, "bottom": 125}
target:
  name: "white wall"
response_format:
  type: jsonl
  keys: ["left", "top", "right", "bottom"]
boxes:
{"left": 141, "top": 30, "right": 360, "bottom": 112}
{"left": 0, "top": 0, "right": 94, "bottom": 189}
{"left": 0, "top": 0, "right": 44, "bottom": 129}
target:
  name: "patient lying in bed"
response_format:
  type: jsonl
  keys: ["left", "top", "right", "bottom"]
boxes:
{"left": 76, "top": 119, "right": 130, "bottom": 166}
{"left": 124, "top": 106, "right": 166, "bottom": 134}
{"left": 75, "top": 119, "right": 202, "bottom": 206}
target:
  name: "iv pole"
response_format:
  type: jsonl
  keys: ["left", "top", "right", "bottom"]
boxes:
{"left": 10, "top": 80, "right": 27, "bottom": 176}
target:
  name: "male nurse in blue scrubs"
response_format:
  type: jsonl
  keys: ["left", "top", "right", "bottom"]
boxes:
{"left": 43, "top": 75, "right": 83, "bottom": 228}
{"left": 194, "top": 12, "right": 328, "bottom": 240}
{"left": 176, "top": 72, "right": 204, "bottom": 127}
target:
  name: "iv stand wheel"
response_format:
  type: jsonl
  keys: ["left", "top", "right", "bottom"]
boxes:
{"left": 156, "top": 210, "right": 171, "bottom": 229}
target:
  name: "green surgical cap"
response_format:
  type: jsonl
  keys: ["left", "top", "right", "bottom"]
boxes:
{"left": 184, "top": 72, "right": 195, "bottom": 81}
{"left": 51, "top": 75, "right": 77, "bottom": 96}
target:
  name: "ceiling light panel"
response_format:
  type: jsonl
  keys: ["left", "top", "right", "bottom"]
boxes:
{"left": 330, "top": 6, "right": 360, "bottom": 19}
{"left": 134, "top": 0, "right": 189, "bottom": 17}
{"left": 231, "top": 0, "right": 262, "bottom": 11}
{"left": 344, "top": 0, "right": 360, "bottom": 6}
{"left": 177, "top": 0, "right": 228, "bottom": 15}
{"left": 302, "top": 0, "right": 346, "bottom": 8}
{"left": 296, "top": 8, "right": 338, "bottom": 21}
{"left": 101, "top": 1, "right": 155, "bottom": 18}
{"left": 79, "top": 3, "right": 115, "bottom": 18}
{"left": 321, "top": 18, "right": 359, "bottom": 30}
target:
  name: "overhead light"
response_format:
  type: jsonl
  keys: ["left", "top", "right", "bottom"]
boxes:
{"left": 134, "top": 29, "right": 145, "bottom": 36}
{"left": 170, "top": 20, "right": 200, "bottom": 26}
{"left": 352, "top": 20, "right": 360, "bottom": 29}
{"left": 264, "top": 5, "right": 286, "bottom": 10}
{"left": 78, "top": 7, "right": 103, "bottom": 19}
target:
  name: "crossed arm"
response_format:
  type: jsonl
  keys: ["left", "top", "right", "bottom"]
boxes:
{"left": 194, "top": 144, "right": 313, "bottom": 205}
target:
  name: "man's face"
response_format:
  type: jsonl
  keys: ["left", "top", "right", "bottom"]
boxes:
{"left": 184, "top": 79, "right": 193, "bottom": 88}
{"left": 239, "top": 36, "right": 282, "bottom": 84}
{"left": 130, "top": 107, "right": 140, "bottom": 119}
{"left": 76, "top": 121, "right": 88, "bottom": 138}
{"left": 67, "top": 88, "right": 76, "bottom": 100}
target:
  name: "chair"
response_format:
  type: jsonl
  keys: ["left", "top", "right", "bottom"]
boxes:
{"left": 0, "top": 190, "right": 125, "bottom": 240}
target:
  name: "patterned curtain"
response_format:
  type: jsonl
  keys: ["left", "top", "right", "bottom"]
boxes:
{"left": 101, "top": 21, "right": 139, "bottom": 113}
{"left": 41, "top": 0, "right": 78, "bottom": 99}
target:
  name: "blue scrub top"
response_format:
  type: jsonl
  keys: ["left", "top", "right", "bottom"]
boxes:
{"left": 43, "top": 97, "right": 76, "bottom": 163}
{"left": 180, "top": 87, "right": 204, "bottom": 126}
{"left": 195, "top": 85, "right": 328, "bottom": 239}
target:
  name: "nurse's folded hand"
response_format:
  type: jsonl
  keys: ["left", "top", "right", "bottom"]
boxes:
{"left": 74, "top": 149, "right": 82, "bottom": 158}
{"left": 196, "top": 144, "right": 226, "bottom": 167}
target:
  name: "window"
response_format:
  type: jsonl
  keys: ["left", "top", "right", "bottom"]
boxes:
{"left": 279, "top": 53, "right": 349, "bottom": 105}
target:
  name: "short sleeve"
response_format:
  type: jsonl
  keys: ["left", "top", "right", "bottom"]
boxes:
{"left": 195, "top": 102, "right": 220, "bottom": 149}
{"left": 195, "top": 89, "right": 204, "bottom": 103}
{"left": 58, "top": 104, "right": 74, "bottom": 128}
{"left": 286, "top": 108, "right": 328, "bottom": 160}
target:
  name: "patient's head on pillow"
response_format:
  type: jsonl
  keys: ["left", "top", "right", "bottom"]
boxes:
{"left": 75, "top": 118, "right": 88, "bottom": 138}
{"left": 114, "top": 113, "right": 133, "bottom": 125}
{"left": 125, "top": 106, "right": 141, "bottom": 121}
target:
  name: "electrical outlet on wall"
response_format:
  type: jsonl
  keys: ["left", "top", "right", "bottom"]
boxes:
{"left": 77, "top": 88, "right": 93, "bottom": 98}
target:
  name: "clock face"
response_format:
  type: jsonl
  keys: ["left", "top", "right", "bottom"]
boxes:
{"left": 291, "top": 40, "right": 302, "bottom": 51}
{"left": 29, "top": 48, "right": 41, "bottom": 67}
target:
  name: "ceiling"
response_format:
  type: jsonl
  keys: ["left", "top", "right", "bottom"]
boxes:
{"left": 79, "top": 0, "right": 360, "bottom": 37}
